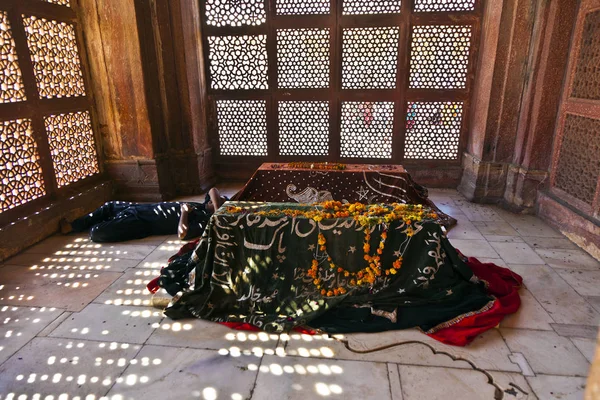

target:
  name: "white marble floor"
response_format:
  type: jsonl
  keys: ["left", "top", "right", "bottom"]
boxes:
{"left": 0, "top": 188, "right": 598, "bottom": 400}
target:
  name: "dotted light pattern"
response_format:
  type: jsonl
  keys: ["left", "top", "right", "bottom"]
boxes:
{"left": 45, "top": 111, "right": 99, "bottom": 188}
{"left": 405, "top": 102, "right": 463, "bottom": 160}
{"left": 409, "top": 25, "right": 472, "bottom": 89}
{"left": 208, "top": 35, "right": 268, "bottom": 90}
{"left": 22, "top": 16, "right": 86, "bottom": 99}
{"left": 217, "top": 100, "right": 268, "bottom": 156}
{"left": 414, "top": 0, "right": 475, "bottom": 12}
{"left": 279, "top": 101, "right": 329, "bottom": 156}
{"left": 342, "top": 27, "right": 400, "bottom": 89}
{"left": 343, "top": 0, "right": 402, "bottom": 15}
{"left": 0, "top": 119, "right": 46, "bottom": 213}
{"left": 340, "top": 102, "right": 394, "bottom": 159}
{"left": 276, "top": 0, "right": 330, "bottom": 15}
{"left": 41, "top": 0, "right": 71, "bottom": 6}
{"left": 554, "top": 114, "right": 600, "bottom": 205}
{"left": 571, "top": 10, "right": 600, "bottom": 100}
{"left": 205, "top": 0, "right": 266, "bottom": 27}
{"left": 0, "top": 12, "right": 27, "bottom": 104}
{"left": 277, "top": 29, "right": 330, "bottom": 89}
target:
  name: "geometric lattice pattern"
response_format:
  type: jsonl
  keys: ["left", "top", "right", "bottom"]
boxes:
{"left": 279, "top": 101, "right": 329, "bottom": 156}
{"left": 216, "top": 100, "right": 268, "bottom": 156}
{"left": 208, "top": 35, "right": 268, "bottom": 90}
{"left": 0, "top": 12, "right": 27, "bottom": 104}
{"left": 41, "top": 0, "right": 71, "bottom": 6}
{"left": 22, "top": 16, "right": 86, "bottom": 99}
{"left": 414, "top": 0, "right": 475, "bottom": 12}
{"left": 342, "top": 27, "right": 400, "bottom": 89}
{"left": 340, "top": 102, "right": 394, "bottom": 159}
{"left": 277, "top": 29, "right": 330, "bottom": 89}
{"left": 343, "top": 0, "right": 401, "bottom": 15}
{"left": 554, "top": 114, "right": 600, "bottom": 205}
{"left": 404, "top": 101, "right": 463, "bottom": 160}
{"left": 205, "top": 0, "right": 266, "bottom": 27}
{"left": 44, "top": 111, "right": 99, "bottom": 188}
{"left": 409, "top": 25, "right": 472, "bottom": 89}
{"left": 0, "top": 119, "right": 45, "bottom": 212}
{"left": 571, "top": 10, "right": 600, "bottom": 100}
{"left": 276, "top": 0, "right": 330, "bottom": 15}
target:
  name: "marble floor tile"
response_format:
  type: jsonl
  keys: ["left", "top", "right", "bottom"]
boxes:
{"left": 477, "top": 258, "right": 508, "bottom": 267}
{"left": 453, "top": 201, "right": 505, "bottom": 222}
{"left": 501, "top": 329, "right": 590, "bottom": 376}
{"left": 587, "top": 296, "right": 600, "bottom": 314}
{"left": 489, "top": 242, "right": 545, "bottom": 264}
{"left": 446, "top": 213, "right": 486, "bottom": 241}
{"left": 0, "top": 265, "right": 122, "bottom": 311}
{"left": 20, "top": 233, "right": 89, "bottom": 254}
{"left": 251, "top": 354, "right": 392, "bottom": 400}
{"left": 0, "top": 305, "right": 64, "bottom": 364}
{"left": 283, "top": 329, "right": 520, "bottom": 372}
{"left": 135, "top": 242, "right": 187, "bottom": 269}
{"left": 0, "top": 337, "right": 140, "bottom": 399}
{"left": 388, "top": 364, "right": 403, "bottom": 400}
{"left": 3, "top": 251, "right": 140, "bottom": 272}
{"left": 571, "top": 337, "right": 598, "bottom": 363}
{"left": 49, "top": 303, "right": 162, "bottom": 344}
{"left": 94, "top": 269, "right": 156, "bottom": 307}
{"left": 521, "top": 236, "right": 579, "bottom": 250}
{"left": 556, "top": 269, "right": 600, "bottom": 296}
{"left": 147, "top": 317, "right": 279, "bottom": 354}
{"left": 105, "top": 345, "right": 258, "bottom": 400}
{"left": 473, "top": 221, "right": 520, "bottom": 237}
{"left": 492, "top": 211, "right": 563, "bottom": 238}
{"left": 501, "top": 288, "right": 555, "bottom": 330}
{"left": 508, "top": 264, "right": 600, "bottom": 326}
{"left": 550, "top": 323, "right": 599, "bottom": 339}
{"left": 447, "top": 239, "right": 500, "bottom": 258}
{"left": 483, "top": 235, "right": 525, "bottom": 243}
{"left": 536, "top": 248, "right": 600, "bottom": 271}
{"left": 526, "top": 375, "right": 587, "bottom": 400}
{"left": 399, "top": 365, "right": 534, "bottom": 400}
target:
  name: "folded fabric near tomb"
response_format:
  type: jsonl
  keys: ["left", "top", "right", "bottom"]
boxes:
{"left": 149, "top": 201, "right": 522, "bottom": 347}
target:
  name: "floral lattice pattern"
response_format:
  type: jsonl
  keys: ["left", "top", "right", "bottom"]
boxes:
{"left": 22, "top": 16, "right": 86, "bottom": 99}
{"left": 409, "top": 25, "right": 472, "bottom": 89}
{"left": 208, "top": 35, "right": 268, "bottom": 90}
{"left": 279, "top": 101, "right": 329, "bottom": 156}
{"left": 0, "top": 119, "right": 45, "bottom": 212}
{"left": 276, "top": 0, "right": 330, "bottom": 15}
{"left": 340, "top": 102, "right": 394, "bottom": 159}
{"left": 405, "top": 101, "right": 463, "bottom": 160}
{"left": 571, "top": 10, "right": 600, "bottom": 100}
{"left": 342, "top": 27, "right": 400, "bottom": 89}
{"left": 277, "top": 28, "right": 330, "bottom": 89}
{"left": 205, "top": 0, "right": 266, "bottom": 27}
{"left": 414, "top": 0, "right": 475, "bottom": 12}
{"left": 343, "top": 0, "right": 401, "bottom": 15}
{"left": 217, "top": 100, "right": 268, "bottom": 156}
{"left": 0, "top": 12, "right": 27, "bottom": 104}
{"left": 45, "top": 111, "right": 99, "bottom": 188}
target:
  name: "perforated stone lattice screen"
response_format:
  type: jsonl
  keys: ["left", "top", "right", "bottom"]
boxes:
{"left": 216, "top": 100, "right": 268, "bottom": 156}
{"left": 554, "top": 114, "right": 600, "bottom": 206}
{"left": 414, "top": 0, "right": 475, "bottom": 12}
{"left": 570, "top": 9, "right": 600, "bottom": 101}
{"left": 276, "top": 0, "right": 330, "bottom": 15}
{"left": 342, "top": 27, "right": 400, "bottom": 89}
{"left": 22, "top": 16, "right": 86, "bottom": 99}
{"left": 0, "top": 119, "right": 46, "bottom": 212}
{"left": 340, "top": 102, "right": 394, "bottom": 159}
{"left": 279, "top": 101, "right": 329, "bottom": 156}
{"left": 45, "top": 111, "right": 99, "bottom": 188}
{"left": 205, "top": 0, "right": 266, "bottom": 27}
{"left": 404, "top": 101, "right": 463, "bottom": 160}
{"left": 409, "top": 25, "right": 472, "bottom": 89}
{"left": 343, "top": 0, "right": 402, "bottom": 15}
{"left": 0, "top": 11, "right": 27, "bottom": 104}
{"left": 208, "top": 35, "right": 268, "bottom": 90}
{"left": 277, "top": 28, "right": 330, "bottom": 89}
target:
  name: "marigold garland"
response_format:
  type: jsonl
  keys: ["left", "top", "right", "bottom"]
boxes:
{"left": 225, "top": 201, "right": 438, "bottom": 297}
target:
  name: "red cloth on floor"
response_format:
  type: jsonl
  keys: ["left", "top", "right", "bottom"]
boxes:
{"left": 426, "top": 257, "right": 522, "bottom": 346}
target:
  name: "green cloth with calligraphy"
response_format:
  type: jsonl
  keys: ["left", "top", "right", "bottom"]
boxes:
{"left": 164, "top": 202, "right": 493, "bottom": 334}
